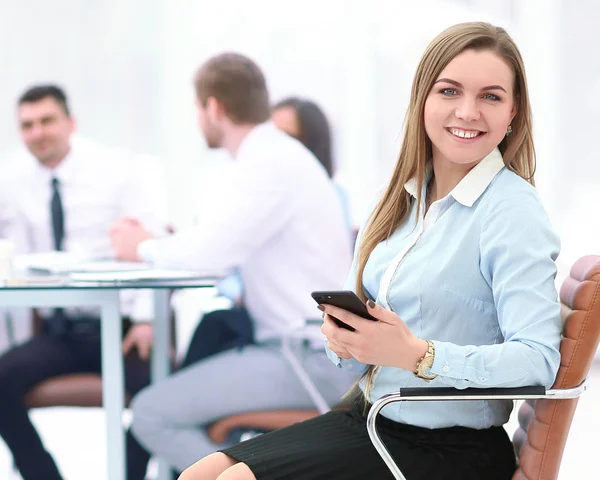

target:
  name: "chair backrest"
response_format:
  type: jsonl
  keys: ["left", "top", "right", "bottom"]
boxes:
{"left": 512, "top": 255, "right": 600, "bottom": 480}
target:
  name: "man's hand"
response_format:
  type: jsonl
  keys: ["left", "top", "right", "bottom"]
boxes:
{"left": 122, "top": 323, "right": 154, "bottom": 360}
{"left": 109, "top": 217, "right": 152, "bottom": 262}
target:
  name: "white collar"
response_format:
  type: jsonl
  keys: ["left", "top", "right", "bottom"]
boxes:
{"left": 235, "top": 122, "right": 276, "bottom": 162}
{"left": 404, "top": 147, "right": 505, "bottom": 207}
{"left": 34, "top": 147, "right": 75, "bottom": 186}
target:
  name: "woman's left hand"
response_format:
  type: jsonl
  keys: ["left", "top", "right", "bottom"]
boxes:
{"left": 320, "top": 300, "right": 428, "bottom": 371}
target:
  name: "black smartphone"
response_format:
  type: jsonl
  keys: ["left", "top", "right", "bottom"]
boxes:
{"left": 311, "top": 290, "right": 377, "bottom": 330}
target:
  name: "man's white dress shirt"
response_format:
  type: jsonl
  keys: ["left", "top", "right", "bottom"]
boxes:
{"left": 139, "top": 122, "right": 352, "bottom": 341}
{"left": 1, "top": 135, "right": 168, "bottom": 321}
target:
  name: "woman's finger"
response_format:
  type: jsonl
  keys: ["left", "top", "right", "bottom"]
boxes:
{"left": 327, "top": 340, "right": 352, "bottom": 359}
{"left": 321, "top": 304, "right": 375, "bottom": 331}
{"left": 364, "top": 299, "right": 399, "bottom": 325}
{"left": 321, "top": 314, "right": 337, "bottom": 337}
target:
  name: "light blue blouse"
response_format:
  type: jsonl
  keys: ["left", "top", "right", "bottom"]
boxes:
{"left": 326, "top": 148, "right": 562, "bottom": 429}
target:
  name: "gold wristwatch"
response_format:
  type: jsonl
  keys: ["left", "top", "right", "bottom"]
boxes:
{"left": 414, "top": 340, "right": 438, "bottom": 381}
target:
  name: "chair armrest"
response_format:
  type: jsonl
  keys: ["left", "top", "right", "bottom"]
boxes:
{"left": 366, "top": 381, "right": 588, "bottom": 480}
{"left": 393, "top": 381, "right": 586, "bottom": 401}
{"left": 399, "top": 385, "right": 545, "bottom": 398}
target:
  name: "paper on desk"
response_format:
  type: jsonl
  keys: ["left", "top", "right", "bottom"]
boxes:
{"left": 14, "top": 252, "right": 149, "bottom": 274}
{"left": 68, "top": 269, "right": 222, "bottom": 282}
{"left": 13, "top": 252, "right": 89, "bottom": 273}
{"left": 67, "top": 260, "right": 150, "bottom": 272}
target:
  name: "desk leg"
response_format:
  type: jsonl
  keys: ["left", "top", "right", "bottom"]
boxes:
{"left": 100, "top": 291, "right": 125, "bottom": 480}
{"left": 152, "top": 289, "right": 171, "bottom": 382}
{"left": 153, "top": 289, "right": 172, "bottom": 480}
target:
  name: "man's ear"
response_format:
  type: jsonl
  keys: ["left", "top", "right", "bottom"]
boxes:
{"left": 206, "top": 96, "right": 224, "bottom": 122}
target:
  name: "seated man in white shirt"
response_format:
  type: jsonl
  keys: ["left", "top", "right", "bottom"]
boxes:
{"left": 110, "top": 53, "right": 358, "bottom": 476}
{"left": 0, "top": 85, "right": 168, "bottom": 480}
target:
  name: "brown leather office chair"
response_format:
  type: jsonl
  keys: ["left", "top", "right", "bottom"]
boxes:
{"left": 24, "top": 312, "right": 177, "bottom": 409}
{"left": 208, "top": 410, "right": 323, "bottom": 444}
{"left": 25, "top": 373, "right": 128, "bottom": 408}
{"left": 368, "top": 255, "right": 600, "bottom": 480}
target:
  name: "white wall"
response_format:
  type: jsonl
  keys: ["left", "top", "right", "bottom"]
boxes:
{"left": 0, "top": 0, "right": 597, "bottom": 263}
{"left": 0, "top": 0, "right": 164, "bottom": 154}
{"left": 551, "top": 0, "right": 600, "bottom": 269}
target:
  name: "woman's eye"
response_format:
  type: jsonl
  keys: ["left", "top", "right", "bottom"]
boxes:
{"left": 441, "top": 88, "right": 457, "bottom": 96}
{"left": 482, "top": 93, "right": 500, "bottom": 101}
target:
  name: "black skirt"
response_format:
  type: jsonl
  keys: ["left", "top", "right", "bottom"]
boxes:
{"left": 220, "top": 401, "right": 516, "bottom": 480}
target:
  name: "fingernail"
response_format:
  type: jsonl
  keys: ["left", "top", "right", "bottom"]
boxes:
{"left": 317, "top": 305, "right": 325, "bottom": 311}
{"left": 368, "top": 300, "right": 376, "bottom": 309}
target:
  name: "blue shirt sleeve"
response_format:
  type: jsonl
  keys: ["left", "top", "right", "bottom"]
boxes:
{"left": 324, "top": 224, "right": 369, "bottom": 373}
{"left": 429, "top": 191, "right": 562, "bottom": 389}
{"left": 324, "top": 340, "right": 369, "bottom": 373}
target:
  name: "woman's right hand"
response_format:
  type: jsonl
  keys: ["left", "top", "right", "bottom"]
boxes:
{"left": 321, "top": 314, "right": 353, "bottom": 359}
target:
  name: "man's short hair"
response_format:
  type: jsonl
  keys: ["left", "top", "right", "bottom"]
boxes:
{"left": 194, "top": 53, "right": 270, "bottom": 124}
{"left": 18, "top": 85, "right": 70, "bottom": 116}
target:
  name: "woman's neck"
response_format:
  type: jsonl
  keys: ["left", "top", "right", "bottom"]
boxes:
{"left": 429, "top": 155, "right": 479, "bottom": 203}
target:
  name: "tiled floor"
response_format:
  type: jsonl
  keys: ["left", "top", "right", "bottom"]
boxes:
{"left": 1, "top": 361, "right": 598, "bottom": 479}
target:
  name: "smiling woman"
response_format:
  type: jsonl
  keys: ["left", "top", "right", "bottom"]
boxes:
{"left": 179, "top": 21, "right": 560, "bottom": 480}
{"left": 424, "top": 50, "right": 516, "bottom": 168}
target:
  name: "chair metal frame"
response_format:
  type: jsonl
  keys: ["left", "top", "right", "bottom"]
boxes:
{"left": 280, "top": 318, "right": 332, "bottom": 414}
{"left": 366, "top": 381, "right": 588, "bottom": 480}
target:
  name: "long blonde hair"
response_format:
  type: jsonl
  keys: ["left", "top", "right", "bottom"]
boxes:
{"left": 354, "top": 22, "right": 537, "bottom": 403}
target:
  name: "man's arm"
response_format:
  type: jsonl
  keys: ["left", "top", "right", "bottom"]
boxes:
{"left": 137, "top": 158, "right": 292, "bottom": 271}
{"left": 117, "top": 153, "right": 170, "bottom": 325}
{"left": 0, "top": 189, "right": 33, "bottom": 254}
{"left": 119, "top": 153, "right": 170, "bottom": 236}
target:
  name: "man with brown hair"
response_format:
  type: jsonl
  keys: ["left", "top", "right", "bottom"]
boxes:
{"left": 194, "top": 52, "right": 271, "bottom": 142}
{"left": 110, "top": 52, "right": 356, "bottom": 477}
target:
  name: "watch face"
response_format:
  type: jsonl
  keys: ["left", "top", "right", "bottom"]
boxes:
{"left": 415, "top": 340, "right": 437, "bottom": 380}
{"left": 418, "top": 357, "right": 436, "bottom": 380}
{"left": 422, "top": 357, "right": 434, "bottom": 370}
{"left": 420, "top": 370, "right": 438, "bottom": 380}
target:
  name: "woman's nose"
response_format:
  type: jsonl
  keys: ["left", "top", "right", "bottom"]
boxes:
{"left": 455, "top": 98, "right": 480, "bottom": 122}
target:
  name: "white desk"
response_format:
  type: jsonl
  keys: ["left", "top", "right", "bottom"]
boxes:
{"left": 0, "top": 276, "right": 217, "bottom": 480}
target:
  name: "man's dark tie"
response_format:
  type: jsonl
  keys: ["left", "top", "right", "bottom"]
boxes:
{"left": 50, "top": 177, "right": 67, "bottom": 335}
{"left": 51, "top": 177, "right": 64, "bottom": 251}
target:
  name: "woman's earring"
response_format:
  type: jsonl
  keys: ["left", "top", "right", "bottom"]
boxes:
{"left": 506, "top": 125, "right": 513, "bottom": 137}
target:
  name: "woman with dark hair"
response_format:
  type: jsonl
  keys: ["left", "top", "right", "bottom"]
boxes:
{"left": 272, "top": 97, "right": 334, "bottom": 177}
{"left": 272, "top": 98, "right": 350, "bottom": 229}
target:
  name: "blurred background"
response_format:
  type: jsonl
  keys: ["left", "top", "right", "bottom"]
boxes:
{"left": 3, "top": 0, "right": 597, "bottom": 273}
{"left": 0, "top": 0, "right": 598, "bottom": 478}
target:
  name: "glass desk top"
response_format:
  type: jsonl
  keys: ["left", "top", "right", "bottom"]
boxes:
{"left": 0, "top": 272, "right": 221, "bottom": 290}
